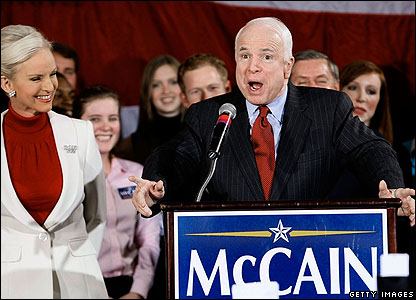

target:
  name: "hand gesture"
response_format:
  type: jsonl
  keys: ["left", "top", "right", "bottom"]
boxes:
{"left": 378, "top": 180, "right": 415, "bottom": 227}
{"left": 128, "top": 176, "right": 165, "bottom": 217}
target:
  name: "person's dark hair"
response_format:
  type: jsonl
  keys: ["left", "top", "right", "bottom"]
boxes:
{"left": 73, "top": 85, "right": 122, "bottom": 156}
{"left": 293, "top": 49, "right": 339, "bottom": 83}
{"left": 177, "top": 53, "right": 229, "bottom": 93}
{"left": 52, "top": 72, "right": 74, "bottom": 116}
{"left": 52, "top": 42, "right": 79, "bottom": 72}
{"left": 340, "top": 60, "right": 393, "bottom": 145}
{"left": 72, "top": 85, "right": 119, "bottom": 119}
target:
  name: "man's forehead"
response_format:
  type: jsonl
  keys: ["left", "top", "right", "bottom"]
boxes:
{"left": 237, "top": 28, "right": 281, "bottom": 48}
{"left": 240, "top": 22, "right": 279, "bottom": 37}
{"left": 294, "top": 59, "right": 329, "bottom": 71}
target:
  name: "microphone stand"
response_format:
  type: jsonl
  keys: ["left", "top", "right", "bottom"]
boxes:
{"left": 196, "top": 102, "right": 236, "bottom": 202}
{"left": 195, "top": 157, "right": 218, "bottom": 202}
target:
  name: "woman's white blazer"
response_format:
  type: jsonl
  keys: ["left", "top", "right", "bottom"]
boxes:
{"left": 1, "top": 110, "right": 108, "bottom": 299}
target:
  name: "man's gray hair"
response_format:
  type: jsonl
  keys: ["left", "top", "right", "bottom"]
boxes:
{"left": 235, "top": 17, "right": 293, "bottom": 63}
{"left": 293, "top": 49, "right": 339, "bottom": 82}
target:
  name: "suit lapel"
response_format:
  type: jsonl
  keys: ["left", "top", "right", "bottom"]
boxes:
{"left": 271, "top": 83, "right": 311, "bottom": 199}
{"left": 228, "top": 92, "right": 265, "bottom": 200}
{"left": 43, "top": 112, "right": 81, "bottom": 230}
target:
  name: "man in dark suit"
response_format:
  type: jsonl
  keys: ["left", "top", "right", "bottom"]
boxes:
{"left": 129, "top": 17, "right": 415, "bottom": 226}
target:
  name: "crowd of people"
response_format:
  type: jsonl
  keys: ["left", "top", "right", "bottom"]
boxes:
{"left": 1, "top": 16, "right": 415, "bottom": 299}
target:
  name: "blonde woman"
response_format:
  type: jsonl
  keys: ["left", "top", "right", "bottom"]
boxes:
{"left": 1, "top": 24, "right": 107, "bottom": 298}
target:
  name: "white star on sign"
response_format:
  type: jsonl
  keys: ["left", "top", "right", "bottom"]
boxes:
{"left": 269, "top": 219, "right": 292, "bottom": 243}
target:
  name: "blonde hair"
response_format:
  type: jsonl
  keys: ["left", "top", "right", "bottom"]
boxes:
{"left": 1, "top": 24, "right": 52, "bottom": 79}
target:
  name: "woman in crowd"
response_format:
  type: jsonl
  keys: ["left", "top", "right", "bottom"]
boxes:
{"left": 340, "top": 59, "right": 393, "bottom": 145}
{"left": 328, "top": 60, "right": 394, "bottom": 199}
{"left": 340, "top": 60, "right": 415, "bottom": 285}
{"left": 116, "top": 54, "right": 185, "bottom": 164}
{"left": 73, "top": 86, "right": 161, "bottom": 299}
{"left": 1, "top": 25, "right": 107, "bottom": 298}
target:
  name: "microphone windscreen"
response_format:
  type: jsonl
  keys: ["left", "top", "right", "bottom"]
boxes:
{"left": 219, "top": 103, "right": 237, "bottom": 119}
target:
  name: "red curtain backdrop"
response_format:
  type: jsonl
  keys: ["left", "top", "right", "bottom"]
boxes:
{"left": 1, "top": 1, "right": 414, "bottom": 139}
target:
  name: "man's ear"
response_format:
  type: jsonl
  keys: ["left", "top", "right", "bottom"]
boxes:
{"left": 1, "top": 76, "right": 14, "bottom": 94}
{"left": 334, "top": 81, "right": 340, "bottom": 91}
{"left": 225, "top": 80, "right": 232, "bottom": 93}
{"left": 180, "top": 92, "right": 190, "bottom": 109}
{"left": 284, "top": 57, "right": 295, "bottom": 79}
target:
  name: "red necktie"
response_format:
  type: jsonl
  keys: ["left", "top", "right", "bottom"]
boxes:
{"left": 251, "top": 106, "right": 275, "bottom": 200}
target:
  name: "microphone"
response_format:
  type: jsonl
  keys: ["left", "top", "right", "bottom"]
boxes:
{"left": 196, "top": 103, "right": 237, "bottom": 202}
{"left": 207, "top": 103, "right": 237, "bottom": 160}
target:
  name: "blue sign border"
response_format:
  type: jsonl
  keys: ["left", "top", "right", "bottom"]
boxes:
{"left": 174, "top": 209, "right": 388, "bottom": 299}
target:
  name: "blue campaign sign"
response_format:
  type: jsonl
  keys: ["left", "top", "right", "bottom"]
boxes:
{"left": 174, "top": 209, "right": 388, "bottom": 299}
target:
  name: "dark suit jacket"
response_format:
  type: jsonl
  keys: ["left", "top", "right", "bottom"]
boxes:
{"left": 143, "top": 82, "right": 404, "bottom": 203}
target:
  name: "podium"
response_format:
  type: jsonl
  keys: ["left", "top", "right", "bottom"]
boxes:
{"left": 160, "top": 198, "right": 401, "bottom": 299}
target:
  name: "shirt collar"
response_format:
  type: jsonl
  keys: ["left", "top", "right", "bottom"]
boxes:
{"left": 107, "top": 156, "right": 127, "bottom": 180}
{"left": 246, "top": 83, "right": 288, "bottom": 124}
{"left": 5, "top": 101, "right": 49, "bottom": 134}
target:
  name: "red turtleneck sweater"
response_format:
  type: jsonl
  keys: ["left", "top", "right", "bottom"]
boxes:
{"left": 3, "top": 103, "right": 63, "bottom": 225}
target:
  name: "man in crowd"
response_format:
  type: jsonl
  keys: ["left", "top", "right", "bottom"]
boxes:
{"left": 178, "top": 53, "right": 231, "bottom": 108}
{"left": 52, "top": 42, "right": 79, "bottom": 90}
{"left": 290, "top": 49, "right": 339, "bottom": 90}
